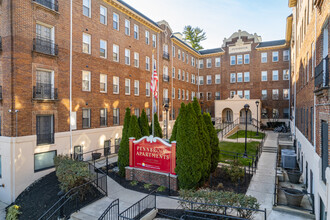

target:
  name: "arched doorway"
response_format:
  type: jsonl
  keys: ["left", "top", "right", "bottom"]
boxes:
{"left": 240, "top": 108, "right": 252, "bottom": 124}
{"left": 222, "top": 108, "right": 233, "bottom": 123}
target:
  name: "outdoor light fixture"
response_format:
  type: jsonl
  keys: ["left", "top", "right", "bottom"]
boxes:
{"left": 243, "top": 104, "right": 250, "bottom": 158}
{"left": 255, "top": 101, "right": 260, "bottom": 136}
{"left": 164, "top": 104, "right": 169, "bottom": 140}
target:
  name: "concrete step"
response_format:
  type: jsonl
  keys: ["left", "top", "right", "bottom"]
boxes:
{"left": 70, "top": 211, "right": 99, "bottom": 220}
{"left": 262, "top": 146, "right": 278, "bottom": 153}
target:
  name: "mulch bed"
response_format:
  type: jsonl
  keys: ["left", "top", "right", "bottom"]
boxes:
{"left": 156, "top": 209, "right": 239, "bottom": 219}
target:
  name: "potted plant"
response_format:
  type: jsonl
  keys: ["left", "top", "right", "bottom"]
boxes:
{"left": 286, "top": 169, "right": 302, "bottom": 184}
{"left": 92, "top": 152, "right": 101, "bottom": 160}
{"left": 283, "top": 188, "right": 304, "bottom": 207}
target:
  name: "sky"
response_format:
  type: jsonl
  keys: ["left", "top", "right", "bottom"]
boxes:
{"left": 123, "top": 0, "right": 292, "bottom": 49}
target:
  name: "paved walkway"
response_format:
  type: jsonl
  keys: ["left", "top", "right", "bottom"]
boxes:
{"left": 0, "top": 201, "right": 8, "bottom": 220}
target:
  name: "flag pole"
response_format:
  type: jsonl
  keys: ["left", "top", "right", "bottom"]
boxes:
{"left": 152, "top": 51, "right": 155, "bottom": 137}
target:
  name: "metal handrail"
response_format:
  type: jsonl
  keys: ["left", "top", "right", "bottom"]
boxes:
{"left": 98, "top": 199, "right": 119, "bottom": 220}
{"left": 315, "top": 55, "right": 329, "bottom": 88}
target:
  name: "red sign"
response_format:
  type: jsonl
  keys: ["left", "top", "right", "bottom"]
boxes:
{"left": 129, "top": 136, "right": 176, "bottom": 175}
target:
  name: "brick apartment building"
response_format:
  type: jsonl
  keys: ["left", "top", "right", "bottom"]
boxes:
{"left": 0, "top": 0, "right": 290, "bottom": 204}
{"left": 288, "top": 0, "right": 329, "bottom": 218}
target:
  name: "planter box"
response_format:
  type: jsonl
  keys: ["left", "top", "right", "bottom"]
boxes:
{"left": 286, "top": 169, "right": 302, "bottom": 184}
{"left": 283, "top": 188, "right": 304, "bottom": 207}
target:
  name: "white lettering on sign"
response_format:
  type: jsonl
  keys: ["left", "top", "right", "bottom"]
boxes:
{"left": 229, "top": 44, "right": 251, "bottom": 54}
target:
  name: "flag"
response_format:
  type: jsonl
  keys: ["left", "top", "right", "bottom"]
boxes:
{"left": 151, "top": 64, "right": 158, "bottom": 99}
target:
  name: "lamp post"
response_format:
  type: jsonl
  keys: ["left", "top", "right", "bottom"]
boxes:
{"left": 255, "top": 101, "right": 260, "bottom": 136}
{"left": 164, "top": 104, "right": 169, "bottom": 139}
{"left": 243, "top": 104, "right": 250, "bottom": 158}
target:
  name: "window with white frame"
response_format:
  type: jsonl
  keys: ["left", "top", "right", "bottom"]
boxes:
{"left": 125, "top": 19, "right": 130, "bottom": 35}
{"left": 34, "top": 150, "right": 56, "bottom": 172}
{"left": 83, "top": 0, "right": 91, "bottom": 17}
{"left": 100, "top": 6, "right": 107, "bottom": 25}
{"left": 172, "top": 67, "right": 175, "bottom": 78}
{"left": 146, "top": 56, "right": 150, "bottom": 70}
{"left": 186, "top": 90, "right": 189, "bottom": 100}
{"left": 125, "top": 79, "right": 130, "bottom": 95}
{"left": 113, "top": 76, "right": 119, "bottom": 94}
{"left": 283, "top": 50, "right": 289, "bottom": 61}
{"left": 283, "top": 69, "right": 289, "bottom": 80}
{"left": 100, "top": 108, "right": 107, "bottom": 126}
{"left": 134, "top": 80, "right": 139, "bottom": 96}
{"left": 237, "top": 90, "right": 243, "bottom": 98}
{"left": 113, "top": 13, "right": 119, "bottom": 30}
{"left": 100, "top": 74, "right": 107, "bottom": 93}
{"left": 283, "top": 89, "right": 289, "bottom": 100}
{"left": 272, "top": 89, "right": 279, "bottom": 100}
{"left": 199, "top": 76, "right": 204, "bottom": 85}
{"left": 178, "top": 49, "right": 181, "bottom": 59}
{"left": 244, "top": 90, "right": 250, "bottom": 99}
{"left": 261, "top": 90, "right": 267, "bottom": 100}
{"left": 191, "top": 57, "right": 194, "bottom": 66}
{"left": 134, "top": 52, "right": 139, "bottom": 68}
{"left": 199, "top": 60, "right": 204, "bottom": 69}
{"left": 100, "top": 39, "right": 107, "bottom": 58}
{"left": 230, "top": 91, "right": 236, "bottom": 98}
{"left": 237, "top": 73, "right": 243, "bottom": 82}
{"left": 172, "top": 46, "right": 175, "bottom": 57}
{"left": 237, "top": 55, "right": 243, "bottom": 65}
{"left": 244, "top": 54, "right": 250, "bottom": 64}
{"left": 152, "top": 34, "right": 156, "bottom": 48}
{"left": 178, "top": 89, "right": 181, "bottom": 100}
{"left": 207, "top": 92, "right": 212, "bottom": 101}
{"left": 261, "top": 71, "right": 267, "bottom": 81}
{"left": 272, "top": 70, "right": 279, "bottom": 81}
{"left": 182, "top": 71, "right": 185, "bottom": 81}
{"left": 215, "top": 74, "right": 221, "bottom": 84}
{"left": 182, "top": 89, "right": 185, "bottom": 100}
{"left": 113, "top": 108, "right": 120, "bottom": 125}
{"left": 230, "top": 73, "right": 236, "bottom": 83}
{"left": 306, "top": 53, "right": 309, "bottom": 82}
{"left": 82, "top": 33, "right": 91, "bottom": 54}
{"left": 199, "top": 92, "right": 203, "bottom": 100}
{"left": 125, "top": 49, "right": 130, "bottom": 65}
{"left": 272, "top": 51, "right": 279, "bottom": 62}
{"left": 182, "top": 52, "right": 185, "bottom": 62}
{"left": 207, "top": 75, "right": 212, "bottom": 85}
{"left": 192, "top": 74, "right": 195, "bottom": 84}
{"left": 163, "top": 66, "right": 168, "bottom": 80}
{"left": 145, "top": 31, "right": 149, "bottom": 45}
{"left": 261, "top": 52, "right": 267, "bottom": 63}
{"left": 113, "top": 44, "right": 119, "bottom": 62}
{"left": 230, "top": 56, "right": 236, "bottom": 65}
{"left": 163, "top": 44, "right": 168, "bottom": 55}
{"left": 146, "top": 82, "right": 150, "bottom": 96}
{"left": 215, "top": 92, "right": 220, "bottom": 100}
{"left": 186, "top": 72, "right": 189, "bottom": 82}
{"left": 178, "top": 69, "right": 181, "bottom": 80}
{"left": 186, "top": 54, "right": 188, "bottom": 64}
{"left": 134, "top": 24, "right": 139, "bottom": 40}
{"left": 244, "top": 72, "right": 250, "bottom": 82}
{"left": 134, "top": 108, "right": 140, "bottom": 117}
{"left": 82, "top": 109, "right": 91, "bottom": 128}
{"left": 172, "top": 88, "right": 175, "bottom": 99}
{"left": 207, "top": 58, "right": 212, "bottom": 68}
{"left": 215, "top": 57, "right": 221, "bottom": 67}
{"left": 191, "top": 91, "right": 195, "bottom": 101}
{"left": 82, "top": 71, "right": 91, "bottom": 91}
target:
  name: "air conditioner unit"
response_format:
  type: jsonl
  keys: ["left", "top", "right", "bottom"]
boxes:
{"left": 281, "top": 149, "right": 296, "bottom": 169}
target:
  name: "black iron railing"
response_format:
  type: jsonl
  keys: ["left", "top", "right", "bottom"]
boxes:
{"left": 0, "top": 86, "right": 2, "bottom": 100}
{"left": 98, "top": 199, "right": 119, "bottom": 220}
{"left": 33, "top": 0, "right": 59, "bottom": 11}
{"left": 163, "top": 52, "right": 169, "bottom": 60}
{"left": 315, "top": 56, "right": 329, "bottom": 88}
{"left": 33, "top": 37, "right": 58, "bottom": 56}
{"left": 218, "top": 118, "right": 239, "bottom": 140}
{"left": 163, "top": 98, "right": 169, "bottom": 105}
{"left": 163, "top": 75, "right": 169, "bottom": 82}
{"left": 37, "top": 133, "right": 54, "bottom": 145}
{"left": 33, "top": 84, "right": 58, "bottom": 100}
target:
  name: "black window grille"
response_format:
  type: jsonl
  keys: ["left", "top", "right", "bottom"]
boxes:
{"left": 36, "top": 115, "right": 54, "bottom": 145}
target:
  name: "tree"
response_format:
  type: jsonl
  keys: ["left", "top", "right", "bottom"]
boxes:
{"left": 139, "top": 109, "right": 150, "bottom": 137}
{"left": 183, "top": 25, "right": 207, "bottom": 51}
{"left": 118, "top": 108, "right": 131, "bottom": 177}
{"left": 203, "top": 112, "right": 220, "bottom": 173}
{"left": 176, "top": 103, "right": 202, "bottom": 189}
{"left": 169, "top": 107, "right": 182, "bottom": 142}
{"left": 128, "top": 115, "right": 142, "bottom": 140}
{"left": 151, "top": 113, "right": 163, "bottom": 138}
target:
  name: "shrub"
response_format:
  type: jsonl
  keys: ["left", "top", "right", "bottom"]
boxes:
{"left": 118, "top": 108, "right": 131, "bottom": 176}
{"left": 130, "top": 180, "right": 138, "bottom": 186}
{"left": 157, "top": 185, "right": 166, "bottom": 192}
{"left": 128, "top": 115, "right": 142, "bottom": 140}
{"left": 169, "top": 110, "right": 181, "bottom": 142}
{"left": 222, "top": 162, "right": 245, "bottom": 184}
{"left": 151, "top": 113, "right": 163, "bottom": 138}
{"left": 144, "top": 183, "right": 152, "bottom": 189}
{"left": 139, "top": 109, "right": 150, "bottom": 137}
{"left": 6, "top": 205, "right": 21, "bottom": 220}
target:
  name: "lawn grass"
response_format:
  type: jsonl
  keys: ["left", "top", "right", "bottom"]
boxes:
{"left": 219, "top": 141, "right": 260, "bottom": 166}
{"left": 227, "top": 130, "right": 265, "bottom": 139}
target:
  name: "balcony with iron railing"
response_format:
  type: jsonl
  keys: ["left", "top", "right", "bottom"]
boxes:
{"left": 32, "top": 0, "right": 59, "bottom": 12}
{"left": 163, "top": 74, "right": 169, "bottom": 82}
{"left": 163, "top": 52, "right": 169, "bottom": 60}
{"left": 314, "top": 56, "right": 329, "bottom": 90}
{"left": 33, "top": 83, "right": 58, "bottom": 101}
{"left": 33, "top": 37, "right": 58, "bottom": 56}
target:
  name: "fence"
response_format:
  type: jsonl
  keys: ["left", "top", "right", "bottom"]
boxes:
{"left": 218, "top": 118, "right": 240, "bottom": 140}
{"left": 98, "top": 199, "right": 119, "bottom": 220}
{"left": 75, "top": 142, "right": 120, "bottom": 162}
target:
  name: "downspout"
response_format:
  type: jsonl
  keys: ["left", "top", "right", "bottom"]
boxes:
{"left": 171, "top": 40, "right": 173, "bottom": 120}
{"left": 69, "top": 0, "right": 73, "bottom": 157}
{"left": 313, "top": 3, "right": 317, "bottom": 147}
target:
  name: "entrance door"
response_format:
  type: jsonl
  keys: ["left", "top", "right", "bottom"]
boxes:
{"left": 74, "top": 145, "right": 83, "bottom": 161}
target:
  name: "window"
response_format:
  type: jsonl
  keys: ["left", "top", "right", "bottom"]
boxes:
{"left": 83, "top": 0, "right": 91, "bottom": 17}
{"left": 82, "top": 33, "right": 91, "bottom": 54}
{"left": 125, "top": 19, "right": 130, "bottom": 35}
{"left": 134, "top": 24, "right": 139, "bottom": 40}
{"left": 192, "top": 74, "right": 195, "bottom": 84}
{"left": 207, "top": 75, "right": 212, "bottom": 84}
{"left": 191, "top": 57, "right": 195, "bottom": 67}
{"left": 134, "top": 108, "right": 140, "bottom": 117}
{"left": 244, "top": 72, "right": 250, "bottom": 82}
{"left": 134, "top": 80, "right": 139, "bottom": 96}
{"left": 113, "top": 13, "right": 119, "bottom": 30}
{"left": 272, "top": 70, "right": 279, "bottom": 81}
{"left": 182, "top": 89, "right": 185, "bottom": 100}
{"left": 113, "top": 108, "right": 120, "bottom": 125}
{"left": 172, "top": 88, "right": 175, "bottom": 99}
{"left": 172, "top": 67, "right": 175, "bottom": 78}
{"left": 113, "top": 44, "right": 119, "bottom": 62}
{"left": 261, "top": 52, "right": 267, "bottom": 63}
{"left": 230, "top": 73, "right": 236, "bottom": 83}
{"left": 237, "top": 73, "right": 243, "bottom": 82}
{"left": 172, "top": 46, "right": 175, "bottom": 57}
{"left": 215, "top": 74, "right": 221, "bottom": 84}
{"left": 113, "top": 76, "right": 119, "bottom": 94}
{"left": 186, "top": 54, "right": 189, "bottom": 64}
{"left": 262, "top": 108, "right": 268, "bottom": 119}
{"left": 283, "top": 89, "right": 289, "bottom": 100}
{"left": 82, "top": 109, "right": 91, "bottom": 128}
{"left": 199, "top": 92, "right": 203, "bottom": 100}
{"left": 283, "top": 50, "right": 289, "bottom": 61}
{"left": 230, "top": 91, "right": 236, "bottom": 98}
{"left": 244, "top": 54, "right": 250, "bottom": 64}
{"left": 100, "top": 5, "right": 107, "bottom": 25}
{"left": 244, "top": 90, "right": 250, "bottom": 99}
{"left": 134, "top": 52, "right": 139, "bottom": 68}
{"left": 199, "top": 76, "right": 204, "bottom": 85}
{"left": 312, "top": 43, "right": 315, "bottom": 77}
{"left": 178, "top": 89, "right": 181, "bottom": 100}
{"left": 207, "top": 58, "right": 212, "bottom": 68}
{"left": 146, "top": 56, "right": 150, "bottom": 70}
{"left": 178, "top": 49, "right": 181, "bottom": 59}
{"left": 199, "top": 60, "right": 204, "bottom": 69}
{"left": 145, "top": 31, "right": 149, "bottom": 44}
{"left": 273, "top": 109, "right": 279, "bottom": 118}
{"left": 230, "top": 56, "right": 236, "bottom": 65}
{"left": 283, "top": 69, "right": 289, "bottom": 80}
{"left": 237, "top": 55, "right": 243, "bottom": 65}
{"left": 152, "top": 35, "right": 156, "bottom": 48}
{"left": 272, "top": 51, "right": 279, "bottom": 62}
{"left": 177, "top": 69, "right": 181, "bottom": 80}
{"left": 186, "top": 72, "right": 189, "bottom": 82}
{"left": 100, "top": 74, "right": 107, "bottom": 93}
{"left": 182, "top": 52, "right": 185, "bottom": 62}
{"left": 207, "top": 92, "right": 212, "bottom": 101}
{"left": 100, "top": 40, "right": 107, "bottom": 58}
{"left": 283, "top": 108, "right": 289, "bottom": 119}
{"left": 100, "top": 109, "right": 107, "bottom": 126}
{"left": 191, "top": 91, "right": 195, "bottom": 101}
{"left": 146, "top": 82, "right": 150, "bottom": 96}
{"left": 215, "top": 92, "right": 220, "bottom": 100}
{"left": 125, "top": 49, "right": 130, "bottom": 65}
{"left": 215, "top": 57, "right": 221, "bottom": 67}
{"left": 34, "top": 150, "right": 56, "bottom": 172}
{"left": 262, "top": 90, "right": 267, "bottom": 100}
{"left": 261, "top": 71, "right": 267, "bottom": 81}
{"left": 237, "top": 90, "right": 243, "bottom": 98}
{"left": 272, "top": 89, "right": 279, "bottom": 100}
{"left": 163, "top": 89, "right": 169, "bottom": 103}
{"left": 182, "top": 71, "right": 185, "bottom": 81}
{"left": 125, "top": 79, "right": 130, "bottom": 95}
{"left": 36, "top": 115, "right": 54, "bottom": 145}
{"left": 35, "top": 70, "right": 54, "bottom": 99}
{"left": 82, "top": 71, "right": 91, "bottom": 91}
